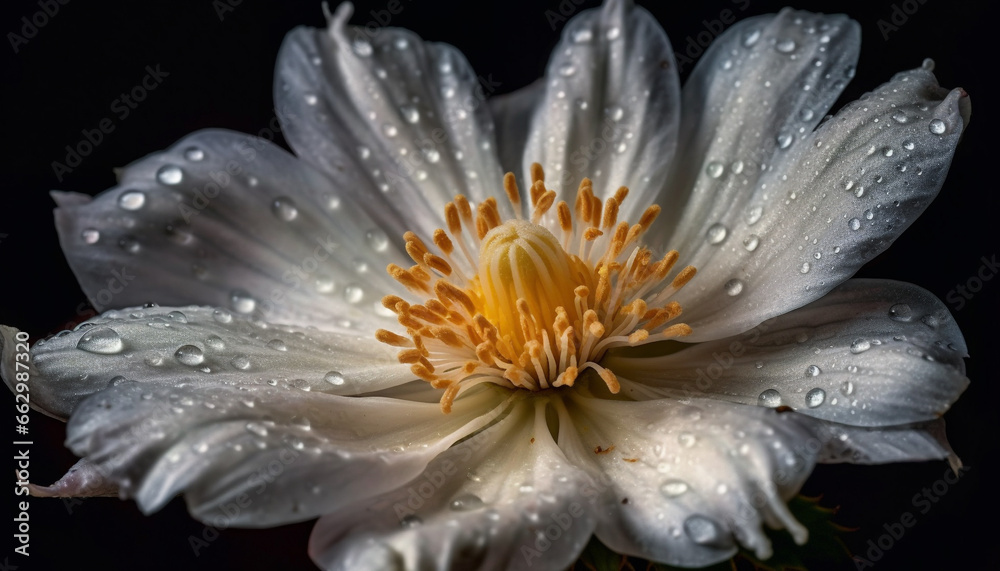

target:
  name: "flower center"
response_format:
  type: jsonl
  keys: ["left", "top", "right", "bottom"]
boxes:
{"left": 376, "top": 164, "right": 696, "bottom": 413}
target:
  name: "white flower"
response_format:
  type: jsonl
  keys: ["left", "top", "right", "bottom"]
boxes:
{"left": 0, "top": 1, "right": 971, "bottom": 569}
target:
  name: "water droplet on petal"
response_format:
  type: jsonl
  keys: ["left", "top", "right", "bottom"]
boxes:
{"left": 805, "top": 365, "right": 821, "bottom": 377}
{"left": 231, "top": 354, "right": 251, "bottom": 370}
{"left": 82, "top": 228, "right": 100, "bottom": 244}
{"left": 805, "top": 388, "right": 826, "bottom": 408}
{"left": 383, "top": 124, "right": 398, "bottom": 138}
{"left": 888, "top": 303, "right": 913, "bottom": 322}
{"left": 743, "top": 29, "right": 761, "bottom": 47}
{"left": 365, "top": 228, "right": 389, "bottom": 252}
{"left": 77, "top": 328, "right": 124, "bottom": 354}
{"left": 572, "top": 28, "right": 593, "bottom": 43}
{"left": 684, "top": 515, "right": 725, "bottom": 546}
{"left": 678, "top": 433, "right": 696, "bottom": 447}
{"left": 118, "top": 190, "right": 146, "bottom": 210}
{"left": 850, "top": 339, "right": 871, "bottom": 354}
{"left": 744, "top": 205, "right": 763, "bottom": 225}
{"left": 928, "top": 119, "right": 947, "bottom": 135}
{"left": 705, "top": 161, "right": 725, "bottom": 178}
{"left": 175, "top": 345, "right": 205, "bottom": 366}
{"left": 400, "top": 106, "right": 419, "bottom": 123}
{"left": 267, "top": 339, "right": 288, "bottom": 352}
{"left": 246, "top": 422, "right": 269, "bottom": 437}
{"left": 352, "top": 39, "right": 373, "bottom": 57}
{"left": 743, "top": 235, "right": 760, "bottom": 251}
{"left": 213, "top": 309, "right": 233, "bottom": 324}
{"left": 840, "top": 380, "right": 855, "bottom": 396}
{"left": 400, "top": 515, "right": 422, "bottom": 529}
{"left": 118, "top": 235, "right": 140, "bottom": 254}
{"left": 230, "top": 290, "right": 256, "bottom": 314}
{"left": 449, "top": 493, "right": 484, "bottom": 511}
{"left": 344, "top": 285, "right": 364, "bottom": 304}
{"left": 324, "top": 371, "right": 345, "bottom": 386}
{"left": 776, "top": 133, "right": 794, "bottom": 149}
{"left": 605, "top": 26, "right": 620, "bottom": 40}
{"left": 724, "top": 279, "right": 744, "bottom": 296}
{"left": 156, "top": 165, "right": 183, "bottom": 185}
{"left": 659, "top": 479, "right": 689, "bottom": 498}
{"left": 758, "top": 389, "right": 782, "bottom": 408}
{"left": 558, "top": 63, "right": 576, "bottom": 77}
{"left": 775, "top": 38, "right": 797, "bottom": 53}
{"left": 848, "top": 218, "right": 861, "bottom": 231}
{"left": 167, "top": 310, "right": 188, "bottom": 323}
{"left": 706, "top": 223, "right": 728, "bottom": 245}
{"left": 271, "top": 197, "right": 298, "bottom": 221}
{"left": 800, "top": 262, "right": 811, "bottom": 274}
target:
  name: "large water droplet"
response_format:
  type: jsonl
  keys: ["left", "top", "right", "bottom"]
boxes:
{"left": 76, "top": 328, "right": 124, "bottom": 354}
{"left": 156, "top": 165, "right": 183, "bottom": 185}
{"left": 840, "top": 380, "right": 855, "bottom": 396}
{"left": 558, "top": 62, "right": 576, "bottom": 77}
{"left": 605, "top": 26, "right": 621, "bottom": 40}
{"left": 344, "top": 285, "right": 364, "bottom": 304}
{"left": 805, "top": 388, "right": 826, "bottom": 408}
{"left": 850, "top": 339, "right": 871, "bottom": 354}
{"left": 776, "top": 133, "right": 794, "bottom": 149}
{"left": 743, "top": 235, "right": 760, "bottom": 252}
{"left": 82, "top": 228, "right": 100, "bottom": 244}
{"left": 744, "top": 205, "right": 763, "bottom": 225}
{"left": 705, "top": 161, "right": 725, "bottom": 179}
{"left": 706, "top": 223, "right": 728, "bottom": 245}
{"left": 230, "top": 290, "right": 256, "bottom": 314}
{"left": 324, "top": 371, "right": 345, "bottom": 386}
{"left": 175, "top": 345, "right": 205, "bottom": 366}
{"left": 800, "top": 262, "right": 811, "bottom": 274}
{"left": 572, "top": 28, "right": 593, "bottom": 43}
{"left": 213, "top": 309, "right": 233, "bottom": 323}
{"left": 271, "top": 197, "right": 298, "bottom": 221}
{"left": 743, "top": 29, "right": 761, "bottom": 47}
{"left": 231, "top": 354, "right": 251, "bottom": 370}
{"left": 928, "top": 119, "right": 946, "bottom": 135}
{"left": 118, "top": 190, "right": 146, "bottom": 211}
{"left": 449, "top": 493, "right": 484, "bottom": 511}
{"left": 678, "top": 433, "right": 696, "bottom": 447}
{"left": 659, "top": 479, "right": 689, "bottom": 498}
{"left": 267, "top": 339, "right": 288, "bottom": 352}
{"left": 888, "top": 303, "right": 913, "bottom": 322}
{"left": 366, "top": 228, "right": 389, "bottom": 252}
{"left": 724, "top": 279, "right": 744, "bottom": 296}
{"left": 805, "top": 365, "right": 821, "bottom": 377}
{"left": 775, "top": 38, "right": 797, "bottom": 53}
{"left": 848, "top": 218, "right": 861, "bottom": 231}
{"left": 758, "top": 389, "right": 781, "bottom": 407}
{"left": 684, "top": 515, "right": 724, "bottom": 546}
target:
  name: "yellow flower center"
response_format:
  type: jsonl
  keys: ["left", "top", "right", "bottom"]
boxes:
{"left": 376, "top": 164, "right": 696, "bottom": 413}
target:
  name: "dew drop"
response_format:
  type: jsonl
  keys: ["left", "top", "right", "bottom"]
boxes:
{"left": 928, "top": 119, "right": 947, "bottom": 135}
{"left": 324, "top": 371, "right": 346, "bottom": 386}
{"left": 400, "top": 515, "right": 422, "bottom": 529}
{"left": 267, "top": 339, "right": 288, "bottom": 352}
{"left": 743, "top": 235, "right": 760, "bottom": 251}
{"left": 606, "top": 105, "right": 624, "bottom": 122}
{"left": 805, "top": 388, "right": 826, "bottom": 408}
{"left": 304, "top": 93, "right": 318, "bottom": 106}
{"left": 315, "top": 276, "right": 335, "bottom": 293}
{"left": 891, "top": 110, "right": 908, "bottom": 124}
{"left": 731, "top": 160, "right": 744, "bottom": 174}
{"left": 366, "top": 228, "right": 389, "bottom": 252}
{"left": 776, "top": 133, "right": 794, "bottom": 149}
{"left": 246, "top": 422, "right": 269, "bottom": 438}
{"left": 118, "top": 190, "right": 146, "bottom": 211}
{"left": 744, "top": 205, "right": 763, "bottom": 225}
{"left": 706, "top": 223, "right": 728, "bottom": 245}
{"left": 684, "top": 515, "right": 724, "bottom": 546}
{"left": 118, "top": 235, "right": 140, "bottom": 254}
{"left": 850, "top": 339, "right": 871, "bottom": 354}
{"left": 799, "top": 108, "right": 815, "bottom": 121}
{"left": 888, "top": 303, "right": 913, "bottom": 322}
{"left": 229, "top": 290, "right": 256, "bottom": 314}
{"left": 848, "top": 218, "right": 861, "bottom": 231}
{"left": 184, "top": 146, "right": 205, "bottom": 161}
{"left": 352, "top": 39, "right": 373, "bottom": 57}
{"left": 775, "top": 38, "right": 797, "bottom": 53}
{"left": 175, "top": 345, "right": 205, "bottom": 366}
{"left": 800, "top": 262, "right": 811, "bottom": 274}
{"left": 864, "top": 209, "right": 874, "bottom": 220}
{"left": 76, "top": 328, "right": 124, "bottom": 354}
{"left": 743, "top": 29, "right": 761, "bottom": 47}
{"left": 659, "top": 479, "right": 689, "bottom": 498}
{"left": 400, "top": 106, "right": 420, "bottom": 124}
{"left": 840, "top": 380, "right": 855, "bottom": 396}
{"left": 213, "top": 309, "right": 233, "bottom": 323}
{"left": 558, "top": 63, "right": 576, "bottom": 77}
{"left": 678, "top": 433, "right": 696, "bottom": 447}
{"left": 82, "top": 228, "right": 100, "bottom": 244}
{"left": 231, "top": 354, "right": 251, "bottom": 370}
{"left": 449, "top": 493, "right": 484, "bottom": 511}
{"left": 271, "top": 197, "right": 299, "bottom": 221}
{"left": 605, "top": 26, "right": 621, "bottom": 40}
{"left": 156, "top": 165, "right": 183, "bottom": 185}
{"left": 383, "top": 124, "right": 398, "bottom": 138}
{"left": 805, "top": 365, "right": 821, "bottom": 377}
{"left": 344, "top": 285, "right": 364, "bottom": 304}
{"left": 758, "top": 389, "right": 781, "bottom": 408}
{"left": 724, "top": 279, "right": 744, "bottom": 296}
{"left": 572, "top": 28, "right": 593, "bottom": 43}
{"left": 167, "top": 310, "right": 188, "bottom": 324}
{"left": 705, "top": 161, "right": 725, "bottom": 179}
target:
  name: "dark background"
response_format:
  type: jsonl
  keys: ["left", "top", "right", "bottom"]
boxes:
{"left": 2, "top": 0, "right": 996, "bottom": 569}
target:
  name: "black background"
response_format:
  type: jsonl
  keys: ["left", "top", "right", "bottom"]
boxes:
{"left": 2, "top": 0, "right": 997, "bottom": 569}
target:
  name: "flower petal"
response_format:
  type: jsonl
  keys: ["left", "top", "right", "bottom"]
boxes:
{"left": 815, "top": 419, "right": 959, "bottom": 468}
{"left": 15, "top": 305, "right": 415, "bottom": 420}
{"left": 23, "top": 458, "right": 119, "bottom": 498}
{"left": 53, "top": 129, "right": 408, "bottom": 329}
{"left": 610, "top": 279, "right": 969, "bottom": 427}
{"left": 489, "top": 79, "right": 544, "bottom": 176}
{"left": 559, "top": 394, "right": 817, "bottom": 565}
{"left": 654, "top": 9, "right": 860, "bottom": 250}
{"left": 310, "top": 397, "right": 597, "bottom": 571}
{"left": 521, "top": 0, "right": 680, "bottom": 221}
{"left": 275, "top": 3, "right": 508, "bottom": 236}
{"left": 64, "top": 378, "right": 507, "bottom": 526}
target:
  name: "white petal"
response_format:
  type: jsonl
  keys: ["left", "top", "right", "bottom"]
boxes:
{"left": 65, "top": 378, "right": 507, "bottom": 526}
{"left": 20, "top": 305, "right": 414, "bottom": 420}
{"left": 53, "top": 129, "right": 408, "bottom": 329}
{"left": 655, "top": 9, "right": 860, "bottom": 250}
{"left": 521, "top": 0, "right": 680, "bottom": 221}
{"left": 671, "top": 63, "right": 968, "bottom": 340}
{"left": 610, "top": 279, "right": 968, "bottom": 427}
{"left": 24, "top": 458, "right": 119, "bottom": 498}
{"left": 489, "top": 79, "right": 544, "bottom": 176}
{"left": 815, "top": 419, "right": 959, "bottom": 468}
{"left": 310, "top": 397, "right": 596, "bottom": 571}
{"left": 559, "top": 395, "right": 816, "bottom": 565}
{"left": 275, "top": 3, "right": 508, "bottom": 236}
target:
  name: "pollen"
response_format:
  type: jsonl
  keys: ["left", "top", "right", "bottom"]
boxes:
{"left": 376, "top": 164, "right": 695, "bottom": 413}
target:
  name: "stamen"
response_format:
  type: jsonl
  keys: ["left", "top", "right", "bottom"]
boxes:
{"left": 377, "top": 168, "right": 697, "bottom": 413}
